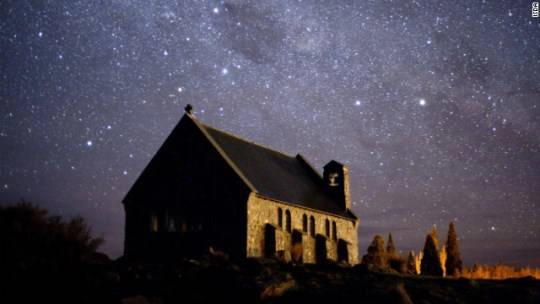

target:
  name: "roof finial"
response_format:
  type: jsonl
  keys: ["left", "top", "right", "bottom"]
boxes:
{"left": 184, "top": 104, "right": 193, "bottom": 115}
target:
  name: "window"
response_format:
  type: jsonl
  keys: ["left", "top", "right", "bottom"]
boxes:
{"left": 310, "top": 216, "right": 315, "bottom": 237}
{"left": 328, "top": 172, "right": 339, "bottom": 186}
{"left": 302, "top": 214, "right": 308, "bottom": 232}
{"left": 168, "top": 216, "right": 177, "bottom": 232}
{"left": 332, "top": 221, "right": 337, "bottom": 240}
{"left": 285, "top": 210, "right": 292, "bottom": 233}
{"left": 150, "top": 213, "right": 159, "bottom": 232}
{"left": 180, "top": 220, "right": 187, "bottom": 232}
{"left": 325, "top": 219, "right": 330, "bottom": 237}
{"left": 278, "top": 208, "right": 283, "bottom": 228}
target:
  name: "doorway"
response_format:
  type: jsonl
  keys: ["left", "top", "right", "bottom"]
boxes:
{"left": 315, "top": 235, "right": 327, "bottom": 263}
{"left": 291, "top": 230, "right": 303, "bottom": 263}
{"left": 264, "top": 224, "right": 276, "bottom": 258}
{"left": 337, "top": 239, "right": 349, "bottom": 263}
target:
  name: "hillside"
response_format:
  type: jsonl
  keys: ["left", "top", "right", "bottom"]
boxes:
{"left": 116, "top": 257, "right": 540, "bottom": 304}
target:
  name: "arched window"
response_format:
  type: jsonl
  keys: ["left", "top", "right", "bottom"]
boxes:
{"left": 332, "top": 221, "right": 337, "bottom": 240}
{"left": 277, "top": 208, "right": 283, "bottom": 228}
{"left": 310, "top": 216, "right": 315, "bottom": 237}
{"left": 285, "top": 210, "right": 292, "bottom": 232}
{"left": 325, "top": 219, "right": 330, "bottom": 237}
{"left": 302, "top": 214, "right": 308, "bottom": 232}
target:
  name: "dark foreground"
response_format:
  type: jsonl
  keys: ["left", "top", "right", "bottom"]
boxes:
{"left": 4, "top": 254, "right": 540, "bottom": 304}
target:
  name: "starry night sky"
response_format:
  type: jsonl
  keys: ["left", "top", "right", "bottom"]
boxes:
{"left": 1, "top": 1, "right": 539, "bottom": 266}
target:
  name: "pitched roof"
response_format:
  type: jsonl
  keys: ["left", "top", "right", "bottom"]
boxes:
{"left": 193, "top": 116, "right": 356, "bottom": 220}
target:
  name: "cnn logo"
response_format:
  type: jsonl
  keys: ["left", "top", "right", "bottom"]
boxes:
{"left": 533, "top": 2, "right": 539, "bottom": 18}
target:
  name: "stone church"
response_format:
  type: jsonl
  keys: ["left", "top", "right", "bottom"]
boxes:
{"left": 122, "top": 105, "right": 359, "bottom": 264}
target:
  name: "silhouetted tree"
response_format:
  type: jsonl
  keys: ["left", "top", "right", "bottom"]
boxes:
{"left": 421, "top": 234, "right": 443, "bottom": 276}
{"left": 445, "top": 222, "right": 463, "bottom": 276}
{"left": 362, "top": 235, "right": 386, "bottom": 267}
{"left": 407, "top": 251, "right": 417, "bottom": 275}
{"left": 384, "top": 233, "right": 406, "bottom": 273}
{"left": 0, "top": 201, "right": 103, "bottom": 266}
{"left": 386, "top": 233, "right": 397, "bottom": 258}
{"left": 0, "top": 201, "right": 110, "bottom": 303}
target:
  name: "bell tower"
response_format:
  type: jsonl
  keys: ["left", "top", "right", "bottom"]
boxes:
{"left": 323, "top": 160, "right": 351, "bottom": 211}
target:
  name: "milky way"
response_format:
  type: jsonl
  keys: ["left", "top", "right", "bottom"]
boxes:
{"left": 1, "top": 1, "right": 539, "bottom": 266}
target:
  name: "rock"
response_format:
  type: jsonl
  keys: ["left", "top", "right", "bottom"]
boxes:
{"left": 242, "top": 258, "right": 265, "bottom": 276}
{"left": 276, "top": 250, "right": 292, "bottom": 264}
{"left": 208, "top": 246, "right": 229, "bottom": 263}
{"left": 260, "top": 279, "right": 296, "bottom": 299}
{"left": 121, "top": 295, "right": 150, "bottom": 304}
{"left": 188, "top": 259, "right": 200, "bottom": 266}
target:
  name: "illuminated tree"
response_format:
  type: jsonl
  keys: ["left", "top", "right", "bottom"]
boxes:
{"left": 439, "top": 246, "right": 447, "bottom": 276}
{"left": 430, "top": 225, "right": 439, "bottom": 249}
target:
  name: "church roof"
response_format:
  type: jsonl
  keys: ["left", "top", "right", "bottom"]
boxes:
{"left": 194, "top": 115, "right": 357, "bottom": 220}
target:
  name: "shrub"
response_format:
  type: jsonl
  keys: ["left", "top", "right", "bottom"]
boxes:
{"left": 362, "top": 235, "right": 386, "bottom": 267}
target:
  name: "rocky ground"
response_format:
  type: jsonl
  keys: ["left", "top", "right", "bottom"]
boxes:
{"left": 115, "top": 257, "right": 540, "bottom": 304}
{"left": 5, "top": 255, "right": 540, "bottom": 303}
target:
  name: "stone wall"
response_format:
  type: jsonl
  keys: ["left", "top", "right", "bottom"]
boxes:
{"left": 246, "top": 192, "right": 359, "bottom": 264}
